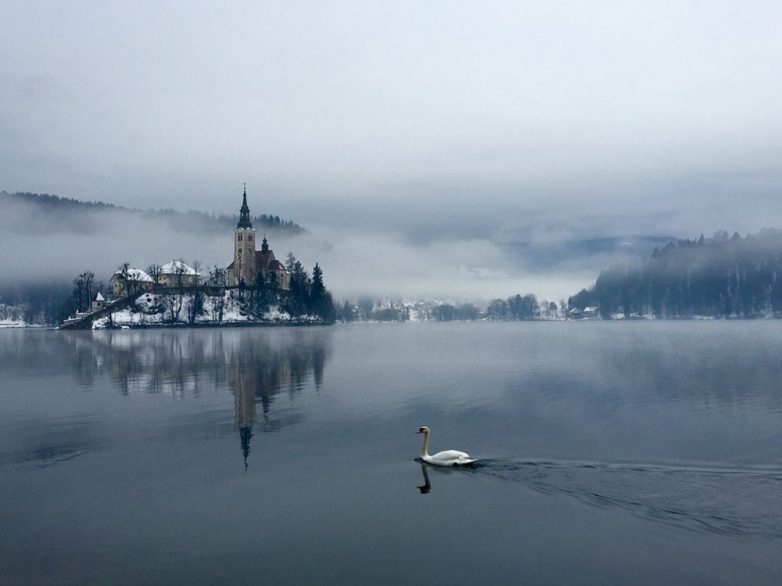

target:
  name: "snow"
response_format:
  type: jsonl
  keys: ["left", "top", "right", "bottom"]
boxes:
{"left": 160, "top": 260, "right": 199, "bottom": 275}
{"left": 263, "top": 306, "right": 291, "bottom": 321}
{"left": 114, "top": 268, "right": 153, "bottom": 282}
{"left": 92, "top": 290, "right": 291, "bottom": 328}
{"left": 95, "top": 292, "right": 105, "bottom": 301}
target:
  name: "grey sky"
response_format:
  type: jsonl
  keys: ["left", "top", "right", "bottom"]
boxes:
{"left": 2, "top": 1, "right": 782, "bottom": 297}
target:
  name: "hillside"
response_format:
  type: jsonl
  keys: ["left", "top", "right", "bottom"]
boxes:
{"left": 0, "top": 191, "right": 305, "bottom": 236}
{"left": 569, "top": 230, "right": 782, "bottom": 318}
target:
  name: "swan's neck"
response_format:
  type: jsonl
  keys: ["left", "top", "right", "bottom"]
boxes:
{"left": 420, "top": 431, "right": 431, "bottom": 457}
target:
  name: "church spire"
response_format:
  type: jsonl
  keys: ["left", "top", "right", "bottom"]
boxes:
{"left": 237, "top": 183, "right": 253, "bottom": 229}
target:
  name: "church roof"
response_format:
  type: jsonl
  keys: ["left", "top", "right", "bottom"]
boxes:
{"left": 94, "top": 292, "right": 105, "bottom": 301}
{"left": 237, "top": 184, "right": 253, "bottom": 229}
{"left": 256, "top": 250, "right": 275, "bottom": 270}
{"left": 226, "top": 251, "right": 288, "bottom": 273}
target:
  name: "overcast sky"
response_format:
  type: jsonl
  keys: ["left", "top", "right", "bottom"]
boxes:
{"left": 2, "top": 1, "right": 782, "bottom": 298}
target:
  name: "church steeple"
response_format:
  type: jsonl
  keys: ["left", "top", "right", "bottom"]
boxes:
{"left": 237, "top": 183, "right": 253, "bottom": 229}
{"left": 261, "top": 236, "right": 269, "bottom": 252}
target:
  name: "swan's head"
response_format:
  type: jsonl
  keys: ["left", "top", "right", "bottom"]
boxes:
{"left": 416, "top": 426, "right": 431, "bottom": 435}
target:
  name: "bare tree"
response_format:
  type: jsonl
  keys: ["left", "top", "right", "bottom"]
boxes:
{"left": 116, "top": 263, "right": 130, "bottom": 297}
{"left": 208, "top": 265, "right": 227, "bottom": 324}
{"left": 146, "top": 264, "right": 162, "bottom": 286}
{"left": 191, "top": 259, "right": 202, "bottom": 285}
{"left": 187, "top": 259, "right": 204, "bottom": 324}
{"left": 72, "top": 275, "right": 85, "bottom": 312}
{"left": 78, "top": 271, "right": 95, "bottom": 308}
{"left": 174, "top": 259, "right": 187, "bottom": 289}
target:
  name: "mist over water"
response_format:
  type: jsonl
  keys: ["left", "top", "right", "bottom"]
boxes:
{"left": 1, "top": 322, "right": 782, "bottom": 585}
{"left": 0, "top": 196, "right": 659, "bottom": 301}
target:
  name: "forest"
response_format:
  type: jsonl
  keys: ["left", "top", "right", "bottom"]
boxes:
{"left": 568, "top": 229, "right": 782, "bottom": 319}
{"left": 0, "top": 191, "right": 305, "bottom": 236}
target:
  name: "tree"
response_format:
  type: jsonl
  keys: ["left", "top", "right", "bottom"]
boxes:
{"left": 186, "top": 288, "right": 205, "bottom": 324}
{"left": 282, "top": 260, "right": 310, "bottom": 320}
{"left": 570, "top": 229, "right": 782, "bottom": 319}
{"left": 486, "top": 298, "right": 508, "bottom": 320}
{"left": 250, "top": 270, "right": 278, "bottom": 318}
{"left": 146, "top": 264, "right": 162, "bottom": 286}
{"left": 308, "top": 263, "right": 325, "bottom": 318}
{"left": 191, "top": 259, "right": 202, "bottom": 285}
{"left": 79, "top": 272, "right": 95, "bottom": 309}
{"left": 72, "top": 274, "right": 86, "bottom": 312}
{"left": 207, "top": 265, "right": 228, "bottom": 324}
{"left": 337, "top": 300, "right": 357, "bottom": 322}
{"left": 305, "top": 264, "right": 336, "bottom": 323}
{"left": 174, "top": 259, "right": 187, "bottom": 289}
{"left": 357, "top": 297, "right": 375, "bottom": 320}
{"left": 285, "top": 252, "right": 297, "bottom": 272}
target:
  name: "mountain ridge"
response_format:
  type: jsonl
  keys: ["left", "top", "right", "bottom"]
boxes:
{"left": 0, "top": 190, "right": 305, "bottom": 236}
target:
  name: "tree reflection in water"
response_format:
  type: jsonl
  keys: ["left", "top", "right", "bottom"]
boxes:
{"left": 62, "top": 328, "right": 332, "bottom": 468}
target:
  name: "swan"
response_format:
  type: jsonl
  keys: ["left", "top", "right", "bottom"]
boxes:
{"left": 416, "top": 426, "right": 477, "bottom": 466}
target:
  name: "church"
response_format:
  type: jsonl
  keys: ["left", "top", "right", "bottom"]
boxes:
{"left": 226, "top": 186, "right": 291, "bottom": 290}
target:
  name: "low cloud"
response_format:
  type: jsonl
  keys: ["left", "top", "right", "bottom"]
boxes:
{"left": 0, "top": 197, "right": 595, "bottom": 301}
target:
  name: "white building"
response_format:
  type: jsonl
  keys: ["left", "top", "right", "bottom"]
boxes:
{"left": 159, "top": 260, "right": 200, "bottom": 288}
{"left": 110, "top": 268, "right": 154, "bottom": 297}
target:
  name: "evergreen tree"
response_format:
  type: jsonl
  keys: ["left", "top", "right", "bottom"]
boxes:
{"left": 571, "top": 229, "right": 782, "bottom": 319}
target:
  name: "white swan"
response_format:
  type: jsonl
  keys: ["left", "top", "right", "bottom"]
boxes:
{"left": 416, "top": 426, "right": 477, "bottom": 466}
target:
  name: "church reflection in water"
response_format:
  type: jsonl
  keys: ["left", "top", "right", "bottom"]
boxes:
{"left": 226, "top": 331, "right": 330, "bottom": 469}
{"left": 63, "top": 328, "right": 332, "bottom": 468}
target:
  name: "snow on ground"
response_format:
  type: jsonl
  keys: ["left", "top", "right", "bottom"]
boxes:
{"left": 0, "top": 303, "right": 27, "bottom": 327}
{"left": 93, "top": 290, "right": 291, "bottom": 328}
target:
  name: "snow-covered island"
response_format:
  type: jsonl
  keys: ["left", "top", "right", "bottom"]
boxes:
{"left": 60, "top": 187, "right": 335, "bottom": 330}
{"left": 92, "top": 289, "right": 297, "bottom": 329}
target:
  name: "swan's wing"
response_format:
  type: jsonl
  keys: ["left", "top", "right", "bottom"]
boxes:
{"left": 430, "top": 449, "right": 471, "bottom": 461}
{"left": 454, "top": 457, "right": 477, "bottom": 465}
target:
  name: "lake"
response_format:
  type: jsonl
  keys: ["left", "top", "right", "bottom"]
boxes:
{"left": 1, "top": 322, "right": 781, "bottom": 585}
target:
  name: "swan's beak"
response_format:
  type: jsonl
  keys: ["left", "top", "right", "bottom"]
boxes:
{"left": 415, "top": 430, "right": 421, "bottom": 434}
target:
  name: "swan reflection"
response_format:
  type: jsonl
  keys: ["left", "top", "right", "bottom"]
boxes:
{"left": 417, "top": 464, "right": 432, "bottom": 494}
{"left": 416, "top": 462, "right": 468, "bottom": 494}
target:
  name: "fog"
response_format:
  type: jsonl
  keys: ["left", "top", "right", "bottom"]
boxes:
{"left": 0, "top": 197, "right": 602, "bottom": 301}
{"left": 2, "top": 1, "right": 781, "bottom": 299}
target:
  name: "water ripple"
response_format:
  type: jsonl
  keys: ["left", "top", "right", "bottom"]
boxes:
{"left": 470, "top": 458, "right": 782, "bottom": 540}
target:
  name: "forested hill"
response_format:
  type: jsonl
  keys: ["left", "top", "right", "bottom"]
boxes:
{"left": 0, "top": 191, "right": 304, "bottom": 235}
{"left": 569, "top": 230, "right": 782, "bottom": 319}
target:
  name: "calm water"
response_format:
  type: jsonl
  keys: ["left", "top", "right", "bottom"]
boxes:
{"left": 1, "top": 322, "right": 782, "bottom": 585}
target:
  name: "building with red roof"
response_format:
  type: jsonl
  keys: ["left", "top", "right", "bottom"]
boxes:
{"left": 226, "top": 186, "right": 291, "bottom": 290}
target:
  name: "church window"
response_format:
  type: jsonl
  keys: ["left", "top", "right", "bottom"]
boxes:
{"left": 238, "top": 249, "right": 242, "bottom": 255}
{"left": 248, "top": 235, "right": 253, "bottom": 241}
{"left": 238, "top": 234, "right": 243, "bottom": 241}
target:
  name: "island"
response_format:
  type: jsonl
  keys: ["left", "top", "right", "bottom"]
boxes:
{"left": 60, "top": 187, "right": 335, "bottom": 329}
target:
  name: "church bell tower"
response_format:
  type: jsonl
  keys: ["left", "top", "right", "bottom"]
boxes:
{"left": 233, "top": 184, "right": 257, "bottom": 285}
